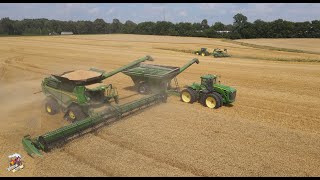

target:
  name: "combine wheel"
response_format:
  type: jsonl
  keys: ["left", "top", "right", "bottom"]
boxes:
{"left": 180, "top": 88, "right": 196, "bottom": 103}
{"left": 212, "top": 92, "right": 223, "bottom": 107}
{"left": 66, "top": 105, "right": 87, "bottom": 122}
{"left": 45, "top": 98, "right": 59, "bottom": 115}
{"left": 138, "top": 82, "right": 150, "bottom": 94}
{"left": 202, "top": 94, "right": 221, "bottom": 109}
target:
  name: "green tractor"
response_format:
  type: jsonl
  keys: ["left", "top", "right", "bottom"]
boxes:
{"left": 180, "top": 74, "right": 236, "bottom": 109}
{"left": 194, "top": 48, "right": 210, "bottom": 56}
{"left": 42, "top": 56, "right": 153, "bottom": 122}
{"left": 212, "top": 48, "right": 230, "bottom": 58}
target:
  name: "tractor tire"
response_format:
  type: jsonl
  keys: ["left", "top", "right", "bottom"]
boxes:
{"left": 66, "top": 105, "right": 87, "bottom": 122}
{"left": 201, "top": 93, "right": 221, "bottom": 109}
{"left": 138, "top": 83, "right": 150, "bottom": 94}
{"left": 212, "top": 92, "right": 223, "bottom": 107}
{"left": 196, "top": 52, "right": 199, "bottom": 55}
{"left": 45, "top": 98, "right": 59, "bottom": 115}
{"left": 201, "top": 52, "right": 205, "bottom": 56}
{"left": 180, "top": 88, "right": 196, "bottom": 104}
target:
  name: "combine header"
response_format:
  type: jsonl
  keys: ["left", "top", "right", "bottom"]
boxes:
{"left": 22, "top": 93, "right": 167, "bottom": 157}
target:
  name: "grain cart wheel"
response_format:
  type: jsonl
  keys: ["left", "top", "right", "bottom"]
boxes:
{"left": 45, "top": 98, "right": 59, "bottom": 115}
{"left": 203, "top": 94, "right": 221, "bottom": 109}
{"left": 212, "top": 92, "right": 223, "bottom": 107}
{"left": 67, "top": 105, "right": 87, "bottom": 122}
{"left": 138, "top": 83, "right": 150, "bottom": 94}
{"left": 180, "top": 88, "right": 196, "bottom": 103}
{"left": 196, "top": 52, "right": 199, "bottom": 55}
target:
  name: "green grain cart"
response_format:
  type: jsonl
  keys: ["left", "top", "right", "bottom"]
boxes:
{"left": 42, "top": 55, "right": 153, "bottom": 122}
{"left": 122, "top": 58, "right": 200, "bottom": 94}
{"left": 212, "top": 48, "right": 230, "bottom": 58}
{"left": 180, "top": 74, "right": 236, "bottom": 109}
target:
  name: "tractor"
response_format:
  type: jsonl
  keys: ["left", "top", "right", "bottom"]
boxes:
{"left": 212, "top": 48, "right": 230, "bottom": 58}
{"left": 194, "top": 48, "right": 210, "bottom": 56}
{"left": 180, "top": 74, "right": 236, "bottom": 109}
{"left": 42, "top": 56, "right": 153, "bottom": 122}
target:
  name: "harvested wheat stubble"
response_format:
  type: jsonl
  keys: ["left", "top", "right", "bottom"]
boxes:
{"left": 0, "top": 34, "right": 320, "bottom": 177}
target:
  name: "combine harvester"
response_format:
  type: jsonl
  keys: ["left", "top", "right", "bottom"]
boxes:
{"left": 22, "top": 56, "right": 199, "bottom": 157}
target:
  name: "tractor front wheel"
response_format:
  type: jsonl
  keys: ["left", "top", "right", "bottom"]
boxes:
{"left": 66, "top": 105, "right": 87, "bottom": 122}
{"left": 202, "top": 94, "right": 221, "bottom": 109}
{"left": 45, "top": 98, "right": 59, "bottom": 115}
{"left": 180, "top": 88, "right": 196, "bottom": 103}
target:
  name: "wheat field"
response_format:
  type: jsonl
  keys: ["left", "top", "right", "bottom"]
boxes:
{"left": 0, "top": 34, "right": 320, "bottom": 177}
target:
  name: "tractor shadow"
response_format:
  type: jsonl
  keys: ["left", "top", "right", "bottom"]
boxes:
{"left": 223, "top": 104, "right": 234, "bottom": 108}
{"left": 123, "top": 86, "right": 137, "bottom": 92}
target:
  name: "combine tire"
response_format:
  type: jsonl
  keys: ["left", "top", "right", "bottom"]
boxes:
{"left": 138, "top": 83, "right": 150, "bottom": 94}
{"left": 66, "top": 105, "right": 87, "bottom": 122}
{"left": 180, "top": 88, "right": 196, "bottom": 103}
{"left": 45, "top": 98, "right": 59, "bottom": 115}
{"left": 201, "top": 94, "right": 221, "bottom": 109}
{"left": 212, "top": 92, "right": 223, "bottom": 107}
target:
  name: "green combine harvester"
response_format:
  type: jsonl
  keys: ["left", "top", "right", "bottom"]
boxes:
{"left": 42, "top": 55, "right": 153, "bottom": 122}
{"left": 212, "top": 48, "right": 231, "bottom": 58}
{"left": 122, "top": 58, "right": 200, "bottom": 94}
{"left": 180, "top": 74, "right": 236, "bottom": 109}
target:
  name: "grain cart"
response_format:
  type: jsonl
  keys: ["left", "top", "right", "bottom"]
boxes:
{"left": 212, "top": 48, "right": 231, "bottom": 57}
{"left": 180, "top": 74, "right": 236, "bottom": 109}
{"left": 122, "top": 58, "right": 200, "bottom": 94}
{"left": 42, "top": 55, "right": 153, "bottom": 122}
{"left": 194, "top": 48, "right": 210, "bottom": 56}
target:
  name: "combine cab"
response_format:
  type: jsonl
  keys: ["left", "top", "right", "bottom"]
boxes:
{"left": 212, "top": 48, "right": 230, "bottom": 58}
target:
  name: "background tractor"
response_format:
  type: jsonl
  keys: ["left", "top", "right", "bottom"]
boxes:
{"left": 213, "top": 48, "right": 231, "bottom": 58}
{"left": 194, "top": 48, "right": 210, "bottom": 56}
{"left": 180, "top": 74, "right": 236, "bottom": 109}
{"left": 42, "top": 56, "right": 153, "bottom": 122}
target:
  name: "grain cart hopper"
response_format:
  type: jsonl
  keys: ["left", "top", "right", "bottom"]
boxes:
{"left": 212, "top": 48, "right": 230, "bottom": 57}
{"left": 122, "top": 58, "right": 200, "bottom": 94}
{"left": 180, "top": 74, "right": 236, "bottom": 109}
{"left": 42, "top": 55, "right": 153, "bottom": 122}
{"left": 194, "top": 48, "right": 210, "bottom": 56}
{"left": 22, "top": 93, "right": 167, "bottom": 157}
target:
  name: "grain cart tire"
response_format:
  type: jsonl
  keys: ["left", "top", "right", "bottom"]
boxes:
{"left": 212, "top": 92, "right": 223, "bottom": 107}
{"left": 138, "top": 83, "right": 150, "bottom": 94}
{"left": 202, "top": 94, "right": 221, "bottom": 109}
{"left": 180, "top": 88, "right": 196, "bottom": 103}
{"left": 45, "top": 98, "right": 59, "bottom": 115}
{"left": 66, "top": 105, "right": 87, "bottom": 122}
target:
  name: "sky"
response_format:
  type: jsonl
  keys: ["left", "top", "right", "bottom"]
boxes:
{"left": 0, "top": 3, "right": 319, "bottom": 25}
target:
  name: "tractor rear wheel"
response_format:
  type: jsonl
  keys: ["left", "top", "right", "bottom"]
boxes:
{"left": 66, "top": 105, "right": 87, "bottom": 122}
{"left": 45, "top": 98, "right": 59, "bottom": 115}
{"left": 180, "top": 88, "right": 196, "bottom": 103}
{"left": 202, "top": 94, "right": 221, "bottom": 109}
{"left": 212, "top": 92, "right": 223, "bottom": 107}
{"left": 201, "top": 52, "right": 205, "bottom": 56}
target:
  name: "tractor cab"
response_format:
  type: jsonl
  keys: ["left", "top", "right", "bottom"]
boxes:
{"left": 200, "top": 74, "right": 216, "bottom": 92}
{"left": 201, "top": 48, "right": 207, "bottom": 52}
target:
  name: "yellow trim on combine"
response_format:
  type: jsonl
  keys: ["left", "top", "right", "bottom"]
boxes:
{"left": 45, "top": 85, "right": 78, "bottom": 100}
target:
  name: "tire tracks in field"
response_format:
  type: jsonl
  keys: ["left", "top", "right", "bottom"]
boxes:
{"left": 94, "top": 133, "right": 208, "bottom": 177}
{"left": 61, "top": 148, "right": 115, "bottom": 176}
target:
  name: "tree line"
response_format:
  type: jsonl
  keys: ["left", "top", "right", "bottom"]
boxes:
{"left": 0, "top": 13, "right": 319, "bottom": 39}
